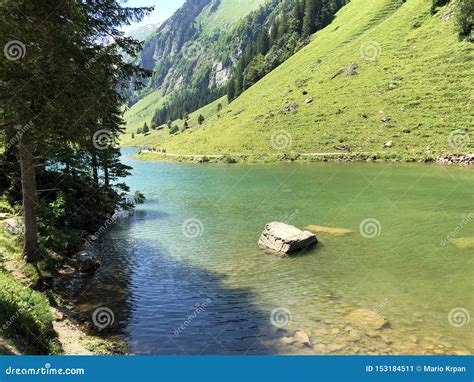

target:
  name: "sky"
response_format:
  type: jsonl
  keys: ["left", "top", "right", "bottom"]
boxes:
{"left": 120, "top": 0, "right": 186, "bottom": 33}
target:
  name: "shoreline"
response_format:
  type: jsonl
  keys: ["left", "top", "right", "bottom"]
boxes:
{"left": 0, "top": 213, "right": 127, "bottom": 355}
{"left": 131, "top": 150, "right": 474, "bottom": 166}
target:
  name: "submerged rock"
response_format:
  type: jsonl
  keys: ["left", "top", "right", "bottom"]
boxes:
{"left": 258, "top": 222, "right": 317, "bottom": 255}
{"left": 281, "top": 336, "right": 296, "bottom": 346}
{"left": 76, "top": 251, "right": 100, "bottom": 273}
{"left": 327, "top": 342, "right": 346, "bottom": 352}
{"left": 451, "top": 237, "right": 474, "bottom": 249}
{"left": 305, "top": 225, "right": 354, "bottom": 237}
{"left": 294, "top": 330, "right": 312, "bottom": 347}
{"left": 346, "top": 309, "right": 389, "bottom": 330}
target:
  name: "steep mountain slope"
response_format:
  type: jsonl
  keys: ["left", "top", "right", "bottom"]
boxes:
{"left": 122, "top": 0, "right": 318, "bottom": 145}
{"left": 147, "top": 0, "right": 472, "bottom": 159}
{"left": 123, "top": 0, "right": 268, "bottom": 131}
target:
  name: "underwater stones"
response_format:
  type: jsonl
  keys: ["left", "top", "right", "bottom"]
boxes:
{"left": 294, "top": 330, "right": 312, "bottom": 347}
{"left": 312, "top": 328, "right": 329, "bottom": 337}
{"left": 305, "top": 225, "right": 354, "bottom": 237}
{"left": 327, "top": 341, "right": 347, "bottom": 352}
{"left": 281, "top": 336, "right": 296, "bottom": 346}
{"left": 452, "top": 350, "right": 471, "bottom": 356}
{"left": 346, "top": 309, "right": 389, "bottom": 331}
{"left": 313, "top": 343, "right": 329, "bottom": 353}
{"left": 347, "top": 329, "right": 362, "bottom": 342}
{"left": 258, "top": 222, "right": 317, "bottom": 255}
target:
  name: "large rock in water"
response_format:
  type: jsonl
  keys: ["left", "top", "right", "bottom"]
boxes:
{"left": 258, "top": 222, "right": 317, "bottom": 254}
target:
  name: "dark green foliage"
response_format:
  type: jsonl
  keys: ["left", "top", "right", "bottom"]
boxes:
{"left": 151, "top": 87, "right": 224, "bottom": 127}
{"left": 302, "top": 0, "right": 321, "bottom": 37}
{"left": 456, "top": 0, "right": 474, "bottom": 37}
{"left": 227, "top": 79, "right": 236, "bottom": 102}
{"left": 222, "top": 155, "right": 238, "bottom": 164}
{"left": 0, "top": 0, "right": 150, "bottom": 253}
{"left": 135, "top": 0, "right": 348, "bottom": 127}
{"left": 0, "top": 272, "right": 61, "bottom": 354}
{"left": 143, "top": 122, "right": 150, "bottom": 134}
{"left": 227, "top": 0, "right": 347, "bottom": 102}
{"left": 256, "top": 28, "right": 271, "bottom": 54}
{"left": 169, "top": 125, "right": 180, "bottom": 135}
{"left": 198, "top": 114, "right": 205, "bottom": 125}
{"left": 431, "top": 0, "right": 450, "bottom": 13}
{"left": 133, "top": 191, "right": 146, "bottom": 205}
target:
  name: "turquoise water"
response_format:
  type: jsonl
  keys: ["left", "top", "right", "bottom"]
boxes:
{"left": 65, "top": 149, "right": 473, "bottom": 355}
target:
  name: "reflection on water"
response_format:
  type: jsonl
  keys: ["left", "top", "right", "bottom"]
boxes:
{"left": 61, "top": 150, "right": 473, "bottom": 355}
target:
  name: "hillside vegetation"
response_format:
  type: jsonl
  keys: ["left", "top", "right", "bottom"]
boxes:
{"left": 124, "top": 0, "right": 269, "bottom": 133}
{"left": 134, "top": 0, "right": 472, "bottom": 159}
{"left": 123, "top": 0, "right": 342, "bottom": 145}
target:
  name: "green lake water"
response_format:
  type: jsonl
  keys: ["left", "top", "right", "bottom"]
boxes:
{"left": 64, "top": 149, "right": 473, "bottom": 355}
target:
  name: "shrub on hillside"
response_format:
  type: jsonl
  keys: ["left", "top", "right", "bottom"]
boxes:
{"left": 456, "top": 0, "right": 474, "bottom": 37}
{"left": 431, "top": 0, "right": 450, "bottom": 13}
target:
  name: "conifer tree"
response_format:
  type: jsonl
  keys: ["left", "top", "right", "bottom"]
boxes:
{"left": 0, "top": 0, "right": 151, "bottom": 261}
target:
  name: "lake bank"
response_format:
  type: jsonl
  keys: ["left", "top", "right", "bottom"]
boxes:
{"left": 132, "top": 150, "right": 474, "bottom": 165}
{"left": 0, "top": 203, "right": 125, "bottom": 355}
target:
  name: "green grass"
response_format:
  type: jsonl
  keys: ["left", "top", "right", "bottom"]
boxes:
{"left": 122, "top": 90, "right": 167, "bottom": 135}
{"left": 0, "top": 198, "right": 61, "bottom": 355}
{"left": 197, "top": 0, "right": 268, "bottom": 33}
{"left": 142, "top": 0, "right": 472, "bottom": 158}
{"left": 121, "top": 96, "right": 228, "bottom": 147}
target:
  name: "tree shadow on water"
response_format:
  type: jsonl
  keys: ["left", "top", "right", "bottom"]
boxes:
{"left": 58, "top": 228, "right": 280, "bottom": 355}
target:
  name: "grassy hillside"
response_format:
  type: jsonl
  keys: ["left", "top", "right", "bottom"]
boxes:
{"left": 197, "top": 0, "right": 268, "bottom": 32}
{"left": 123, "top": 91, "right": 166, "bottom": 135}
{"left": 122, "top": 0, "right": 268, "bottom": 144}
{"left": 145, "top": 0, "right": 472, "bottom": 158}
{"left": 121, "top": 96, "right": 228, "bottom": 147}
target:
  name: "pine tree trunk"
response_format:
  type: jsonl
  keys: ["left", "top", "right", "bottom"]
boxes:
{"left": 104, "top": 161, "right": 109, "bottom": 188}
{"left": 91, "top": 150, "right": 99, "bottom": 186}
{"left": 19, "top": 140, "right": 39, "bottom": 262}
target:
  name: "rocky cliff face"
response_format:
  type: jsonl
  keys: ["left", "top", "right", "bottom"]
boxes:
{"left": 140, "top": 0, "right": 212, "bottom": 71}
{"left": 131, "top": 0, "right": 274, "bottom": 102}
